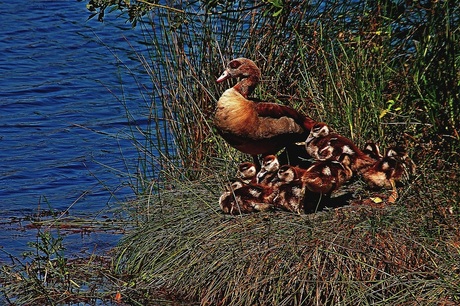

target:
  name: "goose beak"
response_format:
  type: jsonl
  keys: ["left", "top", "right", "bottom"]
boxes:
{"left": 216, "top": 70, "right": 230, "bottom": 83}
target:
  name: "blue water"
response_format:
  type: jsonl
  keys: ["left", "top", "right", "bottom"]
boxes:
{"left": 0, "top": 0, "right": 152, "bottom": 261}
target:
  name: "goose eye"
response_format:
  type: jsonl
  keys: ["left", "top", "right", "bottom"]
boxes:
{"left": 229, "top": 60, "right": 241, "bottom": 69}
{"left": 313, "top": 124, "right": 328, "bottom": 135}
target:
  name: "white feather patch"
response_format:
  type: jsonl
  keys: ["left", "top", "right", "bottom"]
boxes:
{"left": 342, "top": 145, "right": 355, "bottom": 155}
{"left": 382, "top": 161, "right": 390, "bottom": 170}
{"left": 322, "top": 166, "right": 332, "bottom": 176}
{"left": 249, "top": 189, "right": 261, "bottom": 197}
{"left": 292, "top": 186, "right": 302, "bottom": 196}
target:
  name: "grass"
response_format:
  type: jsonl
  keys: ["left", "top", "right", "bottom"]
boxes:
{"left": 1, "top": 0, "right": 459, "bottom": 304}
{"left": 0, "top": 223, "right": 122, "bottom": 305}
{"left": 112, "top": 157, "right": 459, "bottom": 305}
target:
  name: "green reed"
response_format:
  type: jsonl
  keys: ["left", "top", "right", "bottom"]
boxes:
{"left": 124, "top": 0, "right": 459, "bottom": 188}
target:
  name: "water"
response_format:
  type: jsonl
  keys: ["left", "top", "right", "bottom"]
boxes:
{"left": 0, "top": 0, "right": 151, "bottom": 261}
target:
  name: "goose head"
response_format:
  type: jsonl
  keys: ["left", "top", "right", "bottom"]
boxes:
{"left": 256, "top": 155, "right": 280, "bottom": 185}
{"left": 260, "top": 155, "right": 280, "bottom": 173}
{"left": 216, "top": 58, "right": 261, "bottom": 98}
{"left": 277, "top": 165, "right": 298, "bottom": 183}
{"left": 306, "top": 122, "right": 331, "bottom": 144}
{"left": 237, "top": 162, "right": 257, "bottom": 183}
{"left": 363, "top": 141, "right": 383, "bottom": 160}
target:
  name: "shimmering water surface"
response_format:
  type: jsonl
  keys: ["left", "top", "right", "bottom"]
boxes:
{"left": 0, "top": 0, "right": 151, "bottom": 261}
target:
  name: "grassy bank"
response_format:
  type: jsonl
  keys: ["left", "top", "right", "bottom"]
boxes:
{"left": 114, "top": 157, "right": 459, "bottom": 305}
{"left": 1, "top": 0, "right": 459, "bottom": 304}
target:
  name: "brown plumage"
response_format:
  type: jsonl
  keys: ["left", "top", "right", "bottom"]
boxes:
{"left": 215, "top": 58, "right": 316, "bottom": 159}
{"left": 361, "top": 146, "right": 415, "bottom": 191}
{"left": 237, "top": 162, "right": 257, "bottom": 184}
{"left": 302, "top": 154, "right": 354, "bottom": 195}
{"left": 256, "top": 155, "right": 280, "bottom": 186}
{"left": 362, "top": 141, "right": 383, "bottom": 160}
{"left": 219, "top": 180, "right": 244, "bottom": 214}
{"left": 305, "top": 122, "right": 377, "bottom": 173}
{"left": 273, "top": 165, "right": 307, "bottom": 214}
{"left": 219, "top": 180, "right": 274, "bottom": 215}
{"left": 389, "top": 145, "right": 416, "bottom": 176}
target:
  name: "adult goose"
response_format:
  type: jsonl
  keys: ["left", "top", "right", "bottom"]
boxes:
{"left": 215, "top": 58, "right": 316, "bottom": 163}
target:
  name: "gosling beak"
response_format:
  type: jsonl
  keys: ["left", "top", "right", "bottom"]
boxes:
{"left": 305, "top": 133, "right": 315, "bottom": 145}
